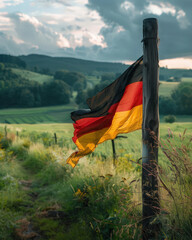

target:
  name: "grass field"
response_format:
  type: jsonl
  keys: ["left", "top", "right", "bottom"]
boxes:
{"left": 181, "top": 77, "right": 192, "bottom": 82}
{"left": 0, "top": 102, "right": 191, "bottom": 124}
{"left": 0, "top": 104, "right": 77, "bottom": 124}
{"left": 11, "top": 68, "right": 53, "bottom": 83}
{"left": 0, "top": 119, "right": 191, "bottom": 239}
{"left": 159, "top": 77, "right": 192, "bottom": 96}
{"left": 0, "top": 120, "right": 191, "bottom": 161}
{"left": 159, "top": 81, "right": 179, "bottom": 96}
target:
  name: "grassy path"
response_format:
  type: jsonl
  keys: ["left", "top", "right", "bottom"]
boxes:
{"left": 12, "top": 160, "right": 76, "bottom": 240}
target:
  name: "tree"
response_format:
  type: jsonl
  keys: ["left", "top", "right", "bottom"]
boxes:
{"left": 19, "top": 89, "right": 35, "bottom": 107}
{"left": 54, "top": 70, "right": 86, "bottom": 89}
{"left": 0, "top": 63, "right": 5, "bottom": 71}
{"left": 73, "top": 81, "right": 84, "bottom": 92}
{"left": 171, "top": 82, "right": 192, "bottom": 114}
{"left": 87, "top": 80, "right": 111, "bottom": 99}
{"left": 75, "top": 90, "right": 88, "bottom": 108}
{"left": 42, "top": 80, "right": 71, "bottom": 106}
{"left": 101, "top": 72, "right": 115, "bottom": 82}
{"left": 159, "top": 96, "right": 176, "bottom": 115}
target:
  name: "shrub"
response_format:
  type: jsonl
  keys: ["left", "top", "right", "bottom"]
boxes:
{"left": 164, "top": 115, "right": 176, "bottom": 123}
{"left": 0, "top": 137, "right": 12, "bottom": 149}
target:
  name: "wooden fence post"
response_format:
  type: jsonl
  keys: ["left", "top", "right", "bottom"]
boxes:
{"left": 111, "top": 139, "right": 116, "bottom": 167}
{"left": 142, "top": 18, "right": 160, "bottom": 239}
{"left": 54, "top": 133, "right": 57, "bottom": 144}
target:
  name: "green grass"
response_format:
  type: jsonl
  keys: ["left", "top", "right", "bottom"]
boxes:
{"left": 0, "top": 118, "right": 191, "bottom": 239}
{"left": 1, "top": 120, "right": 191, "bottom": 162}
{"left": 181, "top": 77, "right": 192, "bottom": 83}
{"left": 11, "top": 68, "right": 53, "bottom": 83}
{"left": 159, "top": 81, "right": 179, "bottom": 96}
{"left": 159, "top": 78, "right": 192, "bottom": 97}
{"left": 0, "top": 104, "right": 77, "bottom": 124}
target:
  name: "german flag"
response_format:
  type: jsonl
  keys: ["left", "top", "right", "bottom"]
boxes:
{"left": 67, "top": 56, "right": 143, "bottom": 167}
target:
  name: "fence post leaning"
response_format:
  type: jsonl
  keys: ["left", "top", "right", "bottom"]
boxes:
{"left": 111, "top": 139, "right": 117, "bottom": 167}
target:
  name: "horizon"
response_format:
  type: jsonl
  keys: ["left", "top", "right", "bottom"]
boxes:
{"left": 3, "top": 52, "right": 191, "bottom": 70}
{"left": 0, "top": 0, "right": 192, "bottom": 69}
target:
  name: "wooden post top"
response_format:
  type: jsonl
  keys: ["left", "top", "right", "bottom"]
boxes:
{"left": 143, "top": 18, "right": 158, "bottom": 39}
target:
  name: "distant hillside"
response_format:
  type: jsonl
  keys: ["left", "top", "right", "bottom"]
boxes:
{"left": 19, "top": 54, "right": 128, "bottom": 74}
{"left": 0, "top": 54, "right": 26, "bottom": 68}
{"left": 19, "top": 54, "right": 192, "bottom": 78}
{"left": 0, "top": 53, "right": 191, "bottom": 79}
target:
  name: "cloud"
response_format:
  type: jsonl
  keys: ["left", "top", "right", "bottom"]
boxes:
{"left": 0, "top": 11, "right": 105, "bottom": 58}
{"left": 0, "top": 0, "right": 23, "bottom": 9}
{"left": 34, "top": 5, "right": 107, "bottom": 48}
{"left": 87, "top": 0, "right": 192, "bottom": 60}
{"left": 0, "top": 12, "right": 67, "bottom": 55}
{"left": 57, "top": 33, "right": 70, "bottom": 48}
{"left": 0, "top": 12, "right": 12, "bottom": 31}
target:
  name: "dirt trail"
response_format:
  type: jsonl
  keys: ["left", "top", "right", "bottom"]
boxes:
{"left": 15, "top": 179, "right": 40, "bottom": 240}
{"left": 13, "top": 167, "right": 70, "bottom": 240}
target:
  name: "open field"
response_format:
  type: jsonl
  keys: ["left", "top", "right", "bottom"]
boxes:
{"left": 159, "top": 81, "right": 179, "bottom": 96}
{"left": 0, "top": 104, "right": 77, "bottom": 124}
{"left": 181, "top": 77, "right": 192, "bottom": 82}
{"left": 1, "top": 120, "right": 191, "bottom": 162}
{"left": 11, "top": 68, "right": 53, "bottom": 83}
{"left": 0, "top": 98, "right": 191, "bottom": 124}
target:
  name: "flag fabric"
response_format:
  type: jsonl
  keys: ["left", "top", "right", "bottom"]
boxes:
{"left": 67, "top": 56, "right": 143, "bottom": 167}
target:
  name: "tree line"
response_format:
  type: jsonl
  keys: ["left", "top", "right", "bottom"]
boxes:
{"left": 0, "top": 64, "right": 71, "bottom": 108}
{"left": 0, "top": 54, "right": 26, "bottom": 68}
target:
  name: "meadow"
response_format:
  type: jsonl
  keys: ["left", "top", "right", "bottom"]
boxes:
{"left": 11, "top": 68, "right": 53, "bottom": 84}
{"left": 0, "top": 104, "right": 77, "bottom": 124}
{"left": 0, "top": 120, "right": 191, "bottom": 239}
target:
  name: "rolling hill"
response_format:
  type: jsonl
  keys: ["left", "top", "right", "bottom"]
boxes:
{"left": 11, "top": 68, "right": 53, "bottom": 83}
{"left": 19, "top": 54, "right": 128, "bottom": 74}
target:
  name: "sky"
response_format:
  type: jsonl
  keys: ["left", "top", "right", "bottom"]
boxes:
{"left": 0, "top": 0, "right": 192, "bottom": 69}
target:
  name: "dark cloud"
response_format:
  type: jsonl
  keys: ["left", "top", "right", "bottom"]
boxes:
{"left": 87, "top": 0, "right": 192, "bottom": 60}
